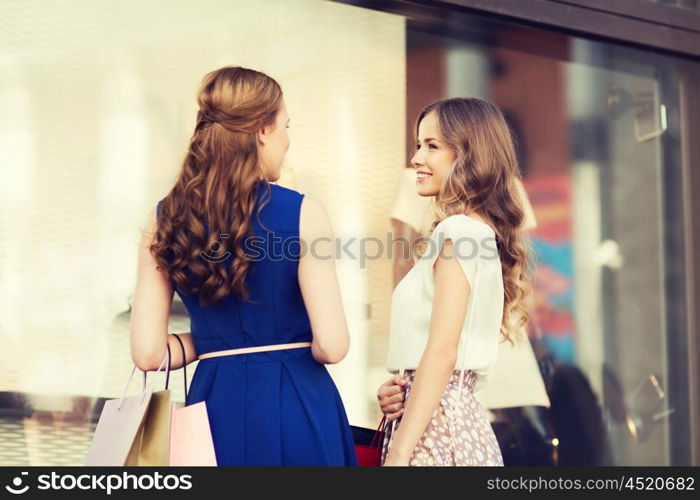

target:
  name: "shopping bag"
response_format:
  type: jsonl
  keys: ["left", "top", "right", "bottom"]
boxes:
{"left": 85, "top": 349, "right": 171, "bottom": 466}
{"left": 351, "top": 416, "right": 386, "bottom": 466}
{"left": 168, "top": 333, "right": 217, "bottom": 466}
{"left": 126, "top": 386, "right": 171, "bottom": 466}
{"left": 169, "top": 401, "right": 216, "bottom": 466}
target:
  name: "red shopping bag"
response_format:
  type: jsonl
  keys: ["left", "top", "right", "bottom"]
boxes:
{"left": 351, "top": 416, "right": 386, "bottom": 466}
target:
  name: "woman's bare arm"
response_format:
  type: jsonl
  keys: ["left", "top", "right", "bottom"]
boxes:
{"left": 298, "top": 197, "right": 350, "bottom": 364}
{"left": 166, "top": 332, "right": 199, "bottom": 369}
{"left": 129, "top": 207, "right": 198, "bottom": 371}
{"left": 383, "top": 238, "right": 470, "bottom": 465}
{"left": 391, "top": 218, "right": 420, "bottom": 288}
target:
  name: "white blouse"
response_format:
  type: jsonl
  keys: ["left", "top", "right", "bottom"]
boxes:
{"left": 386, "top": 214, "right": 505, "bottom": 394}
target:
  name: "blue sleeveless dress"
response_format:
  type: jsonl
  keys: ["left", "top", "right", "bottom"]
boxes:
{"left": 156, "top": 181, "right": 357, "bottom": 466}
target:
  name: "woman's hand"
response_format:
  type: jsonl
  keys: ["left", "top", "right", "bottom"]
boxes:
{"left": 376, "top": 374, "right": 407, "bottom": 421}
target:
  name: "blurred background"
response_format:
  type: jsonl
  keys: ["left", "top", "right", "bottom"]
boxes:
{"left": 1, "top": 0, "right": 698, "bottom": 466}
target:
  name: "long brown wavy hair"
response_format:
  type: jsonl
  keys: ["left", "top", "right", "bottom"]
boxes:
{"left": 151, "top": 66, "right": 283, "bottom": 307}
{"left": 417, "top": 98, "right": 535, "bottom": 345}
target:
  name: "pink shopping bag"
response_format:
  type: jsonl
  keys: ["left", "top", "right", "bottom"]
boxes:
{"left": 169, "top": 334, "right": 217, "bottom": 466}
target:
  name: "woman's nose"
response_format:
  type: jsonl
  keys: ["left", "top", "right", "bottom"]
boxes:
{"left": 410, "top": 151, "right": 422, "bottom": 167}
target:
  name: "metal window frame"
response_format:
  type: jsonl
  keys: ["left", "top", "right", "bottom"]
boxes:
{"left": 550, "top": 0, "right": 700, "bottom": 33}
{"left": 337, "top": 0, "right": 700, "bottom": 58}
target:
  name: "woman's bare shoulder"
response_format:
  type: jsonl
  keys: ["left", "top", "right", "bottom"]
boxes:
{"left": 299, "top": 196, "right": 333, "bottom": 239}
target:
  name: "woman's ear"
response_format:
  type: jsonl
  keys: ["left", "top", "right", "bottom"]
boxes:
{"left": 257, "top": 127, "right": 268, "bottom": 146}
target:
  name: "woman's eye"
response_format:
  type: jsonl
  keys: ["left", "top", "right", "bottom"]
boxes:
{"left": 415, "top": 143, "right": 421, "bottom": 150}
{"left": 428, "top": 144, "right": 437, "bottom": 150}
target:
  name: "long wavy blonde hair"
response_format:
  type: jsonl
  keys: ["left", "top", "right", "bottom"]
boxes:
{"left": 151, "top": 66, "right": 282, "bottom": 307}
{"left": 418, "top": 98, "right": 534, "bottom": 345}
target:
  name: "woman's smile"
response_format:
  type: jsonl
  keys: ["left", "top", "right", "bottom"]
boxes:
{"left": 416, "top": 170, "right": 433, "bottom": 182}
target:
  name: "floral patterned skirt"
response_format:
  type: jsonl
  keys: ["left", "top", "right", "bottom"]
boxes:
{"left": 380, "top": 369, "right": 504, "bottom": 466}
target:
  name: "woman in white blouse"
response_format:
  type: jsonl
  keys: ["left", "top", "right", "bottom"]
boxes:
{"left": 379, "top": 98, "right": 533, "bottom": 466}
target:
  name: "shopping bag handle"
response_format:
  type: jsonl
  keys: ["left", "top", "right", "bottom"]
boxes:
{"left": 370, "top": 416, "right": 387, "bottom": 448}
{"left": 171, "top": 333, "right": 188, "bottom": 401}
{"left": 143, "top": 343, "right": 172, "bottom": 390}
{"left": 118, "top": 344, "right": 171, "bottom": 409}
{"left": 161, "top": 342, "right": 172, "bottom": 389}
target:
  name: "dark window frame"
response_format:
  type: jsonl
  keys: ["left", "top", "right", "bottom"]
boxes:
{"left": 338, "top": 0, "right": 700, "bottom": 58}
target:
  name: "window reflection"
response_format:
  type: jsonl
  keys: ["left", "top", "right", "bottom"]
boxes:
{"left": 396, "top": 14, "right": 694, "bottom": 466}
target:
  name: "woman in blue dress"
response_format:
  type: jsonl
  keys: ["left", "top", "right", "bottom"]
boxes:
{"left": 129, "top": 66, "right": 358, "bottom": 466}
